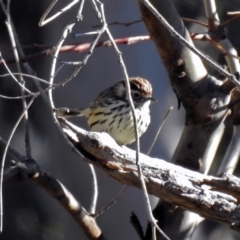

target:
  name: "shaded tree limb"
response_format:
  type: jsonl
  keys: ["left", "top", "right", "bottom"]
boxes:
{"left": 3, "top": 159, "right": 103, "bottom": 240}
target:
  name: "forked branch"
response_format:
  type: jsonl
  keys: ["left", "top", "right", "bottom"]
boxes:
{"left": 3, "top": 159, "right": 102, "bottom": 240}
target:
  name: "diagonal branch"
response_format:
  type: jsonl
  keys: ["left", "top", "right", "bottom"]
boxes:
{"left": 4, "top": 159, "right": 102, "bottom": 240}
{"left": 58, "top": 117, "right": 240, "bottom": 231}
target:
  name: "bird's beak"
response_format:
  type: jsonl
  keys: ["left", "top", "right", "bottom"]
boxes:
{"left": 149, "top": 97, "right": 157, "bottom": 102}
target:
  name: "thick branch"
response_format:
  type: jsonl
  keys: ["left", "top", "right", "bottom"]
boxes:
{"left": 59, "top": 118, "right": 240, "bottom": 231}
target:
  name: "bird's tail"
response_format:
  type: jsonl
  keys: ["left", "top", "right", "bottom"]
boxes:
{"left": 55, "top": 107, "right": 84, "bottom": 119}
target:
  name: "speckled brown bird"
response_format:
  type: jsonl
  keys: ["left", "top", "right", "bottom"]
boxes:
{"left": 56, "top": 77, "right": 155, "bottom": 145}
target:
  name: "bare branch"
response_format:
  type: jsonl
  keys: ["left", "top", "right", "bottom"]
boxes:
{"left": 58, "top": 117, "right": 240, "bottom": 230}
{"left": 147, "top": 106, "right": 173, "bottom": 155}
{"left": 0, "top": 96, "right": 35, "bottom": 232}
{"left": 0, "top": 36, "right": 150, "bottom": 66}
{"left": 3, "top": 159, "right": 102, "bottom": 240}
{"left": 140, "top": 0, "right": 239, "bottom": 87}
{"left": 5, "top": 17, "right": 32, "bottom": 159}
{"left": 93, "top": 186, "right": 127, "bottom": 218}
{"left": 88, "top": 164, "right": 98, "bottom": 215}
{"left": 39, "top": 0, "right": 80, "bottom": 27}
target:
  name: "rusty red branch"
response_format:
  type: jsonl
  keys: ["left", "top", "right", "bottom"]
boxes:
{"left": 0, "top": 36, "right": 150, "bottom": 65}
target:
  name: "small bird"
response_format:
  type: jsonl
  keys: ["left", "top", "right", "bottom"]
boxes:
{"left": 56, "top": 77, "right": 155, "bottom": 145}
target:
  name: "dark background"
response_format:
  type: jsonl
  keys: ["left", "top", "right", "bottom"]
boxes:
{"left": 0, "top": 0, "right": 240, "bottom": 239}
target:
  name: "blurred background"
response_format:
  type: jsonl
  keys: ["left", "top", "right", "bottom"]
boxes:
{"left": 0, "top": 0, "right": 240, "bottom": 239}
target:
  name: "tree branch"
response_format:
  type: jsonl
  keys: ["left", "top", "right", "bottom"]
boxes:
{"left": 0, "top": 36, "right": 150, "bottom": 65}
{"left": 4, "top": 159, "right": 103, "bottom": 240}
{"left": 58, "top": 117, "right": 240, "bottom": 231}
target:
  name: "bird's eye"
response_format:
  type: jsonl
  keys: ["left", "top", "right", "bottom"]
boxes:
{"left": 133, "top": 92, "right": 140, "bottom": 98}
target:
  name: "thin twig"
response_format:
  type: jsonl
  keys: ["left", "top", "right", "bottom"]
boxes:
{"left": 93, "top": 19, "right": 142, "bottom": 29}
{"left": 74, "top": 31, "right": 99, "bottom": 38}
{"left": 0, "top": 94, "right": 33, "bottom": 100}
{"left": 39, "top": 0, "right": 80, "bottom": 27}
{"left": 0, "top": 36, "right": 150, "bottom": 65}
{"left": 88, "top": 164, "right": 98, "bottom": 214}
{"left": 39, "top": 0, "right": 57, "bottom": 26}
{"left": 0, "top": 94, "right": 32, "bottom": 100}
{"left": 0, "top": 95, "right": 36, "bottom": 232}
{"left": 1, "top": 0, "right": 49, "bottom": 109}
{"left": 60, "top": 60, "right": 83, "bottom": 65}
{"left": 221, "top": 14, "right": 240, "bottom": 28}
{"left": 0, "top": 4, "right": 34, "bottom": 229}
{"left": 0, "top": 80, "right": 59, "bottom": 100}
{"left": 48, "top": 3, "right": 110, "bottom": 97}
{"left": 107, "top": 19, "right": 142, "bottom": 27}
{"left": 141, "top": 0, "right": 240, "bottom": 87}
{"left": 48, "top": 0, "right": 107, "bottom": 108}
{"left": 181, "top": 17, "right": 208, "bottom": 27}
{"left": 191, "top": 34, "right": 240, "bottom": 60}
{"left": 93, "top": 186, "right": 127, "bottom": 218}
{"left": 227, "top": 11, "right": 240, "bottom": 15}
{"left": 48, "top": 17, "right": 82, "bottom": 103}
{"left": 0, "top": 138, "right": 24, "bottom": 160}
{"left": 0, "top": 73, "right": 55, "bottom": 85}
{"left": 5, "top": 17, "right": 32, "bottom": 159}
{"left": 0, "top": 52, "right": 32, "bottom": 94}
{"left": 147, "top": 106, "right": 173, "bottom": 155}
